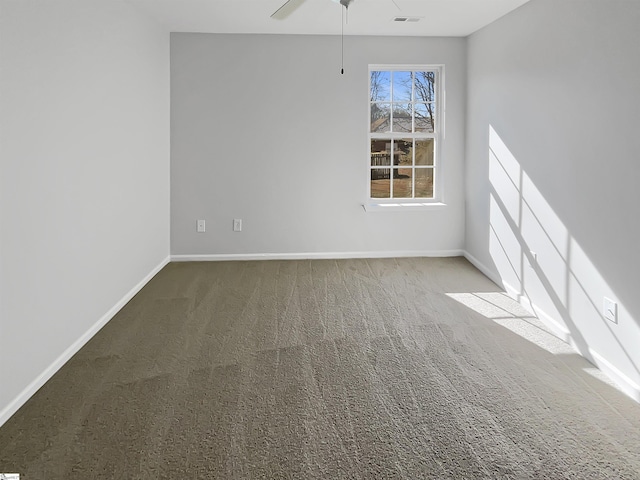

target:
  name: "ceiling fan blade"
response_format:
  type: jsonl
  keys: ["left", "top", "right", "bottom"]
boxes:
{"left": 271, "top": 0, "right": 306, "bottom": 20}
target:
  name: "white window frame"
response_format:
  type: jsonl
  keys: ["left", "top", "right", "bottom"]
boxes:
{"left": 366, "top": 64, "right": 445, "bottom": 210}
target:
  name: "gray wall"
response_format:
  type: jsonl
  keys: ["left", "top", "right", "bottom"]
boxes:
{"left": 170, "top": 34, "right": 466, "bottom": 256}
{"left": 465, "top": 0, "right": 640, "bottom": 395}
{"left": 0, "top": 0, "right": 170, "bottom": 421}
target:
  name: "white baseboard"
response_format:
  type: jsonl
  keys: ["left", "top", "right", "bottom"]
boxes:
{"left": 588, "top": 349, "right": 640, "bottom": 403}
{"left": 463, "top": 250, "right": 640, "bottom": 403}
{"left": 500, "top": 281, "right": 640, "bottom": 402}
{"left": 0, "top": 255, "right": 171, "bottom": 428}
{"left": 464, "top": 251, "right": 571, "bottom": 342}
{"left": 500, "top": 280, "right": 572, "bottom": 345}
{"left": 171, "top": 249, "right": 465, "bottom": 262}
{"left": 462, "top": 251, "right": 504, "bottom": 286}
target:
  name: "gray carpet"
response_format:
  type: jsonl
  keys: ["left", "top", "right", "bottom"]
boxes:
{"left": 1, "top": 257, "right": 639, "bottom": 479}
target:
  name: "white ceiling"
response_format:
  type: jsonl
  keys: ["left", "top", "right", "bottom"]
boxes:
{"left": 125, "top": 0, "right": 531, "bottom": 37}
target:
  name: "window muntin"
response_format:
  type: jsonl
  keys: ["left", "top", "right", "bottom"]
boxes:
{"left": 369, "top": 66, "right": 441, "bottom": 201}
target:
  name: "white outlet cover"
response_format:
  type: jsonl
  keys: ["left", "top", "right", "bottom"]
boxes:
{"left": 603, "top": 297, "right": 617, "bottom": 324}
{"left": 197, "top": 220, "right": 206, "bottom": 233}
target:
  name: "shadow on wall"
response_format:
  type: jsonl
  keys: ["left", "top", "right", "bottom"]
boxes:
{"left": 486, "top": 125, "right": 640, "bottom": 401}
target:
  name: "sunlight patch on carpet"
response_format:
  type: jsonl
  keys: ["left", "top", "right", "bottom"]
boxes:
{"left": 446, "top": 292, "right": 575, "bottom": 355}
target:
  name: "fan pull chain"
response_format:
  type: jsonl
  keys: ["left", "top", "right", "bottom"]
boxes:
{"left": 341, "top": 6, "right": 344, "bottom": 74}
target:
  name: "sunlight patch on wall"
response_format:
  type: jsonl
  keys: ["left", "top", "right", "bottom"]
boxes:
{"left": 486, "top": 125, "right": 640, "bottom": 397}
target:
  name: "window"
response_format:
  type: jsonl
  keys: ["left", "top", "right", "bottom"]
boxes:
{"left": 368, "top": 65, "right": 442, "bottom": 202}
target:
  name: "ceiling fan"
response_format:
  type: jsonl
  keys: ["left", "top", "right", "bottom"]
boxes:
{"left": 270, "top": 0, "right": 356, "bottom": 74}
{"left": 271, "top": 0, "right": 354, "bottom": 20}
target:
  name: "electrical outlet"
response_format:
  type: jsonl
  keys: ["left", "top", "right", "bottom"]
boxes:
{"left": 603, "top": 297, "right": 617, "bottom": 324}
{"left": 196, "top": 220, "right": 205, "bottom": 233}
{"left": 233, "top": 219, "right": 242, "bottom": 232}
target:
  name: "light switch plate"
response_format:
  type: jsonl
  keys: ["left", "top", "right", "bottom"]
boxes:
{"left": 197, "top": 220, "right": 206, "bottom": 233}
{"left": 603, "top": 297, "right": 617, "bottom": 324}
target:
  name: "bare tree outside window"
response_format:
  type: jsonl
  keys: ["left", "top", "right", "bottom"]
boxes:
{"left": 414, "top": 72, "right": 435, "bottom": 132}
{"left": 370, "top": 71, "right": 390, "bottom": 132}
{"left": 370, "top": 71, "right": 386, "bottom": 102}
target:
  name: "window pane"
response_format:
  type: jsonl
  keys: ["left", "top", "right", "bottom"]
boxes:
{"left": 415, "top": 103, "right": 435, "bottom": 132}
{"left": 415, "top": 139, "right": 434, "bottom": 166}
{"left": 392, "top": 104, "right": 412, "bottom": 132}
{"left": 371, "top": 103, "right": 390, "bottom": 132}
{"left": 414, "top": 71, "right": 435, "bottom": 103}
{"left": 371, "top": 139, "right": 392, "bottom": 166}
{"left": 395, "top": 139, "right": 413, "bottom": 166}
{"left": 371, "top": 169, "right": 391, "bottom": 198}
{"left": 415, "top": 168, "right": 434, "bottom": 198}
{"left": 392, "top": 71, "right": 412, "bottom": 102}
{"left": 370, "top": 71, "right": 390, "bottom": 102}
{"left": 393, "top": 168, "right": 412, "bottom": 198}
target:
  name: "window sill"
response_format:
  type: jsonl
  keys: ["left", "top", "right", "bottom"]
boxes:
{"left": 362, "top": 202, "right": 447, "bottom": 212}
